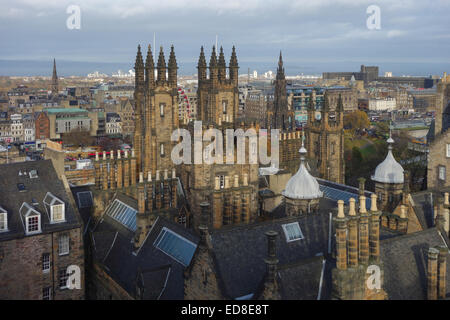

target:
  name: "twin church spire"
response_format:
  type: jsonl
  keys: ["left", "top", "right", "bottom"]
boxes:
{"left": 197, "top": 45, "right": 239, "bottom": 83}
{"left": 134, "top": 44, "right": 178, "bottom": 89}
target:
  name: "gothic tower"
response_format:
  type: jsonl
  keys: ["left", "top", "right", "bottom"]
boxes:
{"left": 197, "top": 46, "right": 239, "bottom": 124}
{"left": 306, "top": 92, "right": 345, "bottom": 184}
{"left": 271, "top": 52, "right": 294, "bottom": 131}
{"left": 51, "top": 58, "right": 58, "bottom": 95}
{"left": 180, "top": 46, "right": 259, "bottom": 230}
{"left": 133, "top": 44, "right": 179, "bottom": 180}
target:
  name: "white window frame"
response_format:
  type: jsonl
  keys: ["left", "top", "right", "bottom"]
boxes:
{"left": 58, "top": 233, "right": 70, "bottom": 256}
{"left": 282, "top": 222, "right": 304, "bottom": 242}
{"left": 51, "top": 204, "right": 65, "bottom": 223}
{"left": 42, "top": 253, "right": 50, "bottom": 273}
{"left": 0, "top": 207, "right": 7, "bottom": 232}
{"left": 26, "top": 214, "right": 41, "bottom": 235}
{"left": 160, "top": 143, "right": 164, "bottom": 156}
{"left": 439, "top": 166, "right": 446, "bottom": 181}
{"left": 447, "top": 144, "right": 450, "bottom": 158}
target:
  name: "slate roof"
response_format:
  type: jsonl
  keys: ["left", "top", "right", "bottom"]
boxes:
{"left": 277, "top": 255, "right": 333, "bottom": 300}
{"left": 381, "top": 227, "right": 450, "bottom": 300}
{"left": 0, "top": 160, "right": 82, "bottom": 242}
{"left": 91, "top": 203, "right": 199, "bottom": 300}
{"left": 209, "top": 211, "right": 332, "bottom": 299}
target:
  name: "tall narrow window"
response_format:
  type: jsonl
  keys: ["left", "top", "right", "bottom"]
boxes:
{"left": 58, "top": 269, "right": 69, "bottom": 289}
{"left": 439, "top": 166, "right": 446, "bottom": 181}
{"left": 58, "top": 234, "right": 70, "bottom": 256}
{"left": 42, "top": 253, "right": 50, "bottom": 273}
{"left": 43, "top": 287, "right": 51, "bottom": 300}
{"left": 160, "top": 103, "right": 165, "bottom": 117}
{"left": 160, "top": 143, "right": 165, "bottom": 156}
{"left": 0, "top": 207, "right": 7, "bottom": 232}
{"left": 222, "top": 100, "right": 227, "bottom": 114}
{"left": 219, "top": 175, "right": 225, "bottom": 189}
{"left": 447, "top": 144, "right": 450, "bottom": 158}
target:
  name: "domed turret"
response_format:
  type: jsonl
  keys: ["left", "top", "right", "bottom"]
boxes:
{"left": 371, "top": 125, "right": 405, "bottom": 212}
{"left": 283, "top": 134, "right": 322, "bottom": 216}
{"left": 371, "top": 130, "right": 404, "bottom": 184}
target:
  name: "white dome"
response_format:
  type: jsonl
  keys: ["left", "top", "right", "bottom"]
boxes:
{"left": 371, "top": 136, "right": 404, "bottom": 184}
{"left": 282, "top": 147, "right": 323, "bottom": 200}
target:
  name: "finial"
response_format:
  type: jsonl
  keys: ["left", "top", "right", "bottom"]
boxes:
{"left": 103, "top": 151, "right": 106, "bottom": 161}
{"left": 117, "top": 149, "right": 121, "bottom": 159}
{"left": 172, "top": 168, "right": 176, "bottom": 179}
{"left": 359, "top": 196, "right": 367, "bottom": 213}
{"left": 349, "top": 198, "right": 356, "bottom": 216}
{"left": 337, "top": 200, "right": 345, "bottom": 218}
{"left": 139, "top": 172, "right": 144, "bottom": 184}
{"left": 370, "top": 194, "right": 378, "bottom": 212}
{"left": 147, "top": 171, "right": 152, "bottom": 182}
{"left": 110, "top": 150, "right": 114, "bottom": 160}
{"left": 95, "top": 151, "right": 99, "bottom": 161}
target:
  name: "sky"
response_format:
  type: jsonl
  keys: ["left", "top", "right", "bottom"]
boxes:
{"left": 0, "top": 0, "right": 449, "bottom": 76}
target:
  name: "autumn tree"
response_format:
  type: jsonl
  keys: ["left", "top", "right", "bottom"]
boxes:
{"left": 344, "top": 110, "right": 370, "bottom": 135}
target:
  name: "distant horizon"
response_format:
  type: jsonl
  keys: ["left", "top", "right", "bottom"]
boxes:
{"left": 1, "top": 58, "right": 449, "bottom": 79}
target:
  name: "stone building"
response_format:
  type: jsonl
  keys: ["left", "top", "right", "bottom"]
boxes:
{"left": 428, "top": 73, "right": 450, "bottom": 190}
{"left": 0, "top": 160, "right": 85, "bottom": 300}
{"left": 179, "top": 47, "right": 260, "bottom": 230}
{"left": 305, "top": 91, "right": 345, "bottom": 184}
{"left": 133, "top": 45, "right": 179, "bottom": 176}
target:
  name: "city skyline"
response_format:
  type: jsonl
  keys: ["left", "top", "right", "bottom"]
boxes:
{"left": 1, "top": 0, "right": 450, "bottom": 76}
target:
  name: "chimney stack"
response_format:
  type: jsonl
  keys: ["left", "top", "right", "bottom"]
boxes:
{"left": 348, "top": 198, "right": 359, "bottom": 268}
{"left": 264, "top": 231, "right": 279, "bottom": 288}
{"left": 359, "top": 196, "right": 369, "bottom": 265}
{"left": 438, "top": 246, "right": 447, "bottom": 300}
{"left": 427, "top": 247, "right": 439, "bottom": 300}
{"left": 369, "top": 194, "right": 381, "bottom": 262}
{"left": 335, "top": 200, "right": 347, "bottom": 270}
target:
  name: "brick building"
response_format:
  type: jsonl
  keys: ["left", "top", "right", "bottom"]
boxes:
{"left": 0, "top": 160, "right": 85, "bottom": 300}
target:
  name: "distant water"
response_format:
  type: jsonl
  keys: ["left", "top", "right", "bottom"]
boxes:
{"left": 1, "top": 59, "right": 449, "bottom": 78}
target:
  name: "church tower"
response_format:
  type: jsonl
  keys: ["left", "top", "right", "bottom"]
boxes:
{"left": 306, "top": 92, "right": 345, "bottom": 184}
{"left": 51, "top": 58, "right": 58, "bottom": 95}
{"left": 270, "top": 52, "right": 294, "bottom": 131}
{"left": 180, "top": 46, "right": 259, "bottom": 230}
{"left": 133, "top": 44, "right": 179, "bottom": 180}
{"left": 197, "top": 46, "right": 239, "bottom": 124}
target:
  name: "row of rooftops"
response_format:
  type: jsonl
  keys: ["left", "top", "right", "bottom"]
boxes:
{"left": 0, "top": 160, "right": 82, "bottom": 242}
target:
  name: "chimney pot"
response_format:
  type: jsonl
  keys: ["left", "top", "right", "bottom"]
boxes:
{"left": 349, "top": 198, "right": 356, "bottom": 216}
{"left": 370, "top": 194, "right": 378, "bottom": 212}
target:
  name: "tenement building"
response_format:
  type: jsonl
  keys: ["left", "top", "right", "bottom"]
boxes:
{"left": 0, "top": 160, "right": 85, "bottom": 300}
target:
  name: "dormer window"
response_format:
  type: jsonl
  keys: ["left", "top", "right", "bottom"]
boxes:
{"left": 43, "top": 192, "right": 65, "bottom": 223}
{"left": 0, "top": 206, "right": 7, "bottom": 232}
{"left": 20, "top": 203, "right": 41, "bottom": 235}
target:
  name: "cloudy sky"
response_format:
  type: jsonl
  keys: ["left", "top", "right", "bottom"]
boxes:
{"left": 0, "top": 0, "right": 449, "bottom": 76}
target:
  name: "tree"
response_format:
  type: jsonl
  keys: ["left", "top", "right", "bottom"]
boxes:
{"left": 62, "top": 128, "right": 93, "bottom": 147}
{"left": 344, "top": 110, "right": 370, "bottom": 135}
